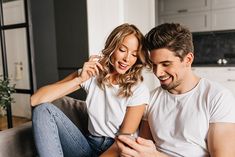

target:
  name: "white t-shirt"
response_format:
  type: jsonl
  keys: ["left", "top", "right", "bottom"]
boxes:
{"left": 146, "top": 78, "right": 235, "bottom": 157}
{"left": 80, "top": 76, "right": 150, "bottom": 138}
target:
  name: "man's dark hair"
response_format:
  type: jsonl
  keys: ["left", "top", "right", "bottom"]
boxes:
{"left": 145, "top": 23, "right": 194, "bottom": 61}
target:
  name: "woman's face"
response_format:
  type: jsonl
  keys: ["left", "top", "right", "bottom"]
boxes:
{"left": 110, "top": 34, "right": 139, "bottom": 74}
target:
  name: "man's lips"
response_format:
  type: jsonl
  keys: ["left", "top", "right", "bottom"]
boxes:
{"left": 158, "top": 76, "right": 171, "bottom": 84}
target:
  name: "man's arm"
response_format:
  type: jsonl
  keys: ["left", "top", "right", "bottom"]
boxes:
{"left": 117, "top": 136, "right": 169, "bottom": 157}
{"left": 117, "top": 121, "right": 169, "bottom": 157}
{"left": 207, "top": 123, "right": 235, "bottom": 157}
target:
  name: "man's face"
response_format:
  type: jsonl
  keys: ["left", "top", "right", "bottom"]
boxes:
{"left": 150, "top": 48, "right": 188, "bottom": 93}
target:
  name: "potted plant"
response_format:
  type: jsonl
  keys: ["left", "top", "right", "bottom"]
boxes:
{"left": 0, "top": 77, "right": 15, "bottom": 117}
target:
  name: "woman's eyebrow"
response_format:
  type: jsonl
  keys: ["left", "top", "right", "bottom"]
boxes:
{"left": 120, "top": 44, "right": 138, "bottom": 52}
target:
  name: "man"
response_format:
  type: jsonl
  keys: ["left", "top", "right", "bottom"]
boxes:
{"left": 117, "top": 23, "right": 235, "bottom": 157}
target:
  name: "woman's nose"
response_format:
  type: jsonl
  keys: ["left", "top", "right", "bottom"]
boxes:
{"left": 123, "top": 53, "right": 130, "bottom": 62}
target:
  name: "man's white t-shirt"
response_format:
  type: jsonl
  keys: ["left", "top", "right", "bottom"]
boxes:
{"left": 146, "top": 78, "right": 235, "bottom": 157}
{"left": 80, "top": 76, "right": 150, "bottom": 138}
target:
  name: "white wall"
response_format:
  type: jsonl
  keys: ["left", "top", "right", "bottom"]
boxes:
{"left": 87, "top": 0, "right": 124, "bottom": 55}
{"left": 123, "top": 0, "right": 155, "bottom": 34}
{"left": 87, "top": 0, "right": 155, "bottom": 55}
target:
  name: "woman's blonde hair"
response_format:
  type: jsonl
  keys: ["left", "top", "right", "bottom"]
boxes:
{"left": 97, "top": 23, "right": 151, "bottom": 97}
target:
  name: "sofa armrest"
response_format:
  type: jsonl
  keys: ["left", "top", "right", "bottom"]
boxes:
{"left": 0, "top": 121, "right": 37, "bottom": 157}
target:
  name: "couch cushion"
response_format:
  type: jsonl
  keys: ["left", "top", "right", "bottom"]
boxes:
{"left": 52, "top": 96, "right": 89, "bottom": 134}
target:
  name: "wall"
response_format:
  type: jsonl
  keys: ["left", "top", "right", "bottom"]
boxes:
{"left": 87, "top": 0, "right": 155, "bottom": 54}
{"left": 123, "top": 0, "right": 155, "bottom": 34}
{"left": 30, "top": 0, "right": 59, "bottom": 88}
{"left": 54, "top": 0, "right": 88, "bottom": 70}
{"left": 86, "top": 0, "right": 123, "bottom": 55}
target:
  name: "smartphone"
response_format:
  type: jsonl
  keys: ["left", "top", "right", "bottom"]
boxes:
{"left": 115, "top": 132, "right": 136, "bottom": 141}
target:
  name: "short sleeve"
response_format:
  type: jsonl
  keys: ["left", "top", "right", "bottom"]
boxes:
{"left": 128, "top": 83, "right": 150, "bottom": 107}
{"left": 142, "top": 88, "right": 158, "bottom": 120}
{"left": 209, "top": 89, "right": 235, "bottom": 123}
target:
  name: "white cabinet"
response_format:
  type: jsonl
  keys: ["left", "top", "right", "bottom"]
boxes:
{"left": 192, "top": 67, "right": 235, "bottom": 96}
{"left": 160, "top": 11, "right": 211, "bottom": 32}
{"left": 158, "top": 0, "right": 211, "bottom": 32}
{"left": 159, "top": 0, "right": 210, "bottom": 15}
{"left": 212, "top": 0, "right": 235, "bottom": 9}
{"left": 158, "top": 0, "right": 235, "bottom": 32}
{"left": 211, "top": 7, "right": 235, "bottom": 31}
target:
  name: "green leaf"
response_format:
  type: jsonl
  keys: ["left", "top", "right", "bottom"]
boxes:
{"left": 0, "top": 77, "right": 16, "bottom": 110}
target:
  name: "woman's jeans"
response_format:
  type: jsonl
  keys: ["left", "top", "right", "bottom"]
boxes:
{"left": 32, "top": 103, "right": 114, "bottom": 157}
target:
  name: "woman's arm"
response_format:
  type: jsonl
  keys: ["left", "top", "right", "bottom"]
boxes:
{"left": 30, "top": 72, "right": 82, "bottom": 106}
{"left": 100, "top": 104, "right": 146, "bottom": 157}
{"left": 31, "top": 55, "right": 103, "bottom": 106}
{"left": 119, "top": 105, "right": 146, "bottom": 133}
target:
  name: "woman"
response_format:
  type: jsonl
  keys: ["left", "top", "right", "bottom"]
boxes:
{"left": 31, "top": 23, "right": 151, "bottom": 157}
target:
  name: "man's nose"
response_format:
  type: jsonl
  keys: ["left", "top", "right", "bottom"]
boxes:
{"left": 155, "top": 66, "right": 164, "bottom": 77}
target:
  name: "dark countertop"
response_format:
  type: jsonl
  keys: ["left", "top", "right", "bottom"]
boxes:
{"left": 192, "top": 64, "right": 235, "bottom": 67}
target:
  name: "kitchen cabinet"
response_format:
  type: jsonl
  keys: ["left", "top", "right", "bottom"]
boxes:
{"left": 192, "top": 67, "right": 235, "bottom": 96}
{"left": 211, "top": 7, "right": 235, "bottom": 31}
{"left": 158, "top": 0, "right": 235, "bottom": 32}
{"left": 211, "top": 0, "right": 235, "bottom": 9}
{"left": 158, "top": 0, "right": 211, "bottom": 32}
{"left": 159, "top": 0, "right": 210, "bottom": 15}
{"left": 160, "top": 11, "right": 211, "bottom": 32}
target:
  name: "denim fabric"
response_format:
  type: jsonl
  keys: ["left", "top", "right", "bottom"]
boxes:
{"left": 86, "top": 134, "right": 115, "bottom": 155}
{"left": 32, "top": 103, "right": 114, "bottom": 157}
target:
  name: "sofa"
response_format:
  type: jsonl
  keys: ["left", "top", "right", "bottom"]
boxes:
{"left": 0, "top": 96, "right": 88, "bottom": 157}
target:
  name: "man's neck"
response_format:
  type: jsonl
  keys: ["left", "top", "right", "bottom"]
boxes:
{"left": 168, "top": 72, "right": 200, "bottom": 95}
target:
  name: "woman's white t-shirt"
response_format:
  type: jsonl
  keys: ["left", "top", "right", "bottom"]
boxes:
{"left": 80, "top": 76, "right": 150, "bottom": 138}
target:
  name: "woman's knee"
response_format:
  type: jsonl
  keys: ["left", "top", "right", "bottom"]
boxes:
{"left": 32, "top": 103, "right": 57, "bottom": 118}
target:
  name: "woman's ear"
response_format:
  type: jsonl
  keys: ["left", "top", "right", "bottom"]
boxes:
{"left": 185, "top": 52, "right": 194, "bottom": 67}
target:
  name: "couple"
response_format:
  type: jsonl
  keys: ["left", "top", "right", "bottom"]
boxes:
{"left": 31, "top": 23, "right": 235, "bottom": 157}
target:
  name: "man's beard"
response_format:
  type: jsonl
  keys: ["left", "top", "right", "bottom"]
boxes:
{"left": 161, "top": 80, "right": 181, "bottom": 91}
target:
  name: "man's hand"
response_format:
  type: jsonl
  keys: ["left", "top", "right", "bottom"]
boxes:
{"left": 117, "top": 135, "right": 160, "bottom": 157}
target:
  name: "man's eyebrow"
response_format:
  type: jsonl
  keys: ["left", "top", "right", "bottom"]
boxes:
{"left": 159, "top": 60, "right": 172, "bottom": 64}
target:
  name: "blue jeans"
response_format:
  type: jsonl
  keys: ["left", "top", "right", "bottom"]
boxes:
{"left": 32, "top": 103, "right": 114, "bottom": 157}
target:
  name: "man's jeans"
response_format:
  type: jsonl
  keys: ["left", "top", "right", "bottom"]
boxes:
{"left": 32, "top": 103, "right": 114, "bottom": 157}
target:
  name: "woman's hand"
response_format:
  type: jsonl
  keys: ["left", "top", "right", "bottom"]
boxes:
{"left": 79, "top": 55, "right": 104, "bottom": 82}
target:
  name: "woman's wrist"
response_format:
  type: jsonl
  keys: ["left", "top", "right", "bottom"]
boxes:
{"left": 74, "top": 76, "right": 83, "bottom": 85}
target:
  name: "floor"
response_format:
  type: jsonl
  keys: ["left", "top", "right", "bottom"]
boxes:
{"left": 0, "top": 115, "right": 30, "bottom": 131}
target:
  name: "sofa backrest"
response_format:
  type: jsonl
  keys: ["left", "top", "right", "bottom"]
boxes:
{"left": 52, "top": 96, "right": 89, "bottom": 134}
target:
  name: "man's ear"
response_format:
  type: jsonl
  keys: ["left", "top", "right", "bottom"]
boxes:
{"left": 185, "top": 52, "right": 194, "bottom": 66}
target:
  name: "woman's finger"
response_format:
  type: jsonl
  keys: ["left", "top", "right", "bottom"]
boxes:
{"left": 89, "top": 55, "right": 101, "bottom": 62}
